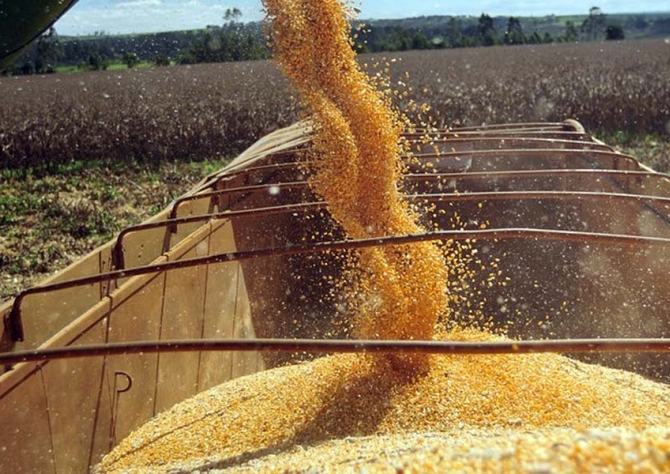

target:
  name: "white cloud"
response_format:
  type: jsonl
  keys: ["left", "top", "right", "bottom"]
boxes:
{"left": 53, "top": 0, "right": 670, "bottom": 36}
{"left": 358, "top": 0, "right": 669, "bottom": 18}
{"left": 55, "top": 0, "right": 265, "bottom": 35}
{"left": 114, "top": 0, "right": 163, "bottom": 8}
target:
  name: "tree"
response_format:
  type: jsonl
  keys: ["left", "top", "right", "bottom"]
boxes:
{"left": 504, "top": 17, "right": 525, "bottom": 45}
{"left": 581, "top": 6, "right": 607, "bottom": 41}
{"left": 35, "top": 27, "right": 62, "bottom": 74}
{"left": 605, "top": 24, "right": 625, "bottom": 40}
{"left": 446, "top": 16, "right": 463, "bottom": 47}
{"left": 224, "top": 7, "right": 242, "bottom": 22}
{"left": 413, "top": 31, "right": 431, "bottom": 50}
{"left": 478, "top": 14, "right": 496, "bottom": 46}
{"left": 177, "top": 10, "right": 270, "bottom": 65}
{"left": 154, "top": 55, "right": 170, "bottom": 66}
{"left": 564, "top": 21, "right": 578, "bottom": 42}
{"left": 87, "top": 52, "right": 108, "bottom": 71}
{"left": 628, "top": 15, "right": 648, "bottom": 31}
{"left": 122, "top": 51, "right": 139, "bottom": 69}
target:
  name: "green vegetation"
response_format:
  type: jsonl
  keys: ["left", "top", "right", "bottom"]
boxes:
{"left": 5, "top": 8, "right": 670, "bottom": 76}
{"left": 0, "top": 160, "right": 223, "bottom": 299}
{"left": 176, "top": 9, "right": 270, "bottom": 65}
{"left": 353, "top": 8, "right": 666, "bottom": 52}
{"left": 3, "top": 10, "right": 270, "bottom": 76}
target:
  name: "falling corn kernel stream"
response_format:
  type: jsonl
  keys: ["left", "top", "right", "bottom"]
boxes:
{"left": 95, "top": 1, "right": 670, "bottom": 472}
{"left": 264, "top": 0, "right": 449, "bottom": 373}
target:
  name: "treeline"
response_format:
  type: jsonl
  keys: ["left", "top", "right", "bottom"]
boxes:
{"left": 5, "top": 8, "right": 670, "bottom": 76}
{"left": 6, "top": 28, "right": 205, "bottom": 74}
{"left": 176, "top": 22, "right": 270, "bottom": 65}
{"left": 5, "top": 9, "right": 270, "bottom": 75}
{"left": 354, "top": 8, "right": 628, "bottom": 52}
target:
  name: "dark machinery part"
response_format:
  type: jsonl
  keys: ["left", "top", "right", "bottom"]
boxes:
{"left": 0, "top": 0, "right": 79, "bottom": 70}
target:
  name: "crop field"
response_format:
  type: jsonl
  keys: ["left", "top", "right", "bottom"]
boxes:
{"left": 399, "top": 39, "right": 670, "bottom": 137}
{"left": 1, "top": 39, "right": 669, "bottom": 171}
{"left": 1, "top": 38, "right": 670, "bottom": 299}
{"left": 0, "top": 60, "right": 296, "bottom": 170}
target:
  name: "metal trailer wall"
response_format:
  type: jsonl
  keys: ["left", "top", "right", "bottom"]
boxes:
{"left": 1, "top": 121, "right": 670, "bottom": 472}
{"left": 0, "top": 123, "right": 311, "bottom": 472}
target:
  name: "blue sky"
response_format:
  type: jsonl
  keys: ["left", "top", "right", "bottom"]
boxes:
{"left": 54, "top": 0, "right": 670, "bottom": 36}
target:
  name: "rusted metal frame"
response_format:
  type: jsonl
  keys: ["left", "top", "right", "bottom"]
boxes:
{"left": 199, "top": 161, "right": 306, "bottom": 188}
{"left": 186, "top": 170, "right": 670, "bottom": 203}
{"left": 206, "top": 146, "right": 308, "bottom": 175}
{"left": 414, "top": 190, "right": 670, "bottom": 206}
{"left": 199, "top": 148, "right": 310, "bottom": 188}
{"left": 7, "top": 228, "right": 670, "bottom": 343}
{"left": 166, "top": 163, "right": 308, "bottom": 235}
{"left": 166, "top": 170, "right": 670, "bottom": 226}
{"left": 209, "top": 178, "right": 227, "bottom": 220}
{"left": 116, "top": 188, "right": 670, "bottom": 271}
{"left": 178, "top": 160, "right": 307, "bottom": 218}
{"left": 168, "top": 180, "right": 310, "bottom": 221}
{"left": 414, "top": 169, "right": 670, "bottom": 222}
{"left": 215, "top": 173, "right": 304, "bottom": 221}
{"left": 449, "top": 132, "right": 591, "bottom": 142}
{"left": 411, "top": 137, "right": 612, "bottom": 150}
{"left": 168, "top": 169, "right": 660, "bottom": 224}
{"left": 2, "top": 338, "right": 670, "bottom": 367}
{"left": 458, "top": 125, "right": 581, "bottom": 134}
{"left": 411, "top": 137, "right": 613, "bottom": 152}
{"left": 410, "top": 148, "right": 640, "bottom": 167}
{"left": 453, "top": 121, "right": 570, "bottom": 131}
{"left": 575, "top": 150, "right": 644, "bottom": 174}
{"left": 190, "top": 151, "right": 307, "bottom": 195}
{"left": 405, "top": 127, "right": 578, "bottom": 135}
{"left": 152, "top": 169, "right": 668, "bottom": 256}
{"left": 165, "top": 166, "right": 309, "bottom": 251}
{"left": 450, "top": 122, "right": 583, "bottom": 133}
{"left": 409, "top": 122, "right": 568, "bottom": 134}
{"left": 570, "top": 153, "right": 670, "bottom": 224}
{"left": 115, "top": 186, "right": 670, "bottom": 272}
{"left": 416, "top": 189, "right": 670, "bottom": 228}
{"left": 407, "top": 169, "right": 669, "bottom": 185}
{"left": 187, "top": 148, "right": 639, "bottom": 191}
{"left": 166, "top": 148, "right": 639, "bottom": 197}
{"left": 195, "top": 131, "right": 604, "bottom": 190}
{"left": 403, "top": 133, "right": 589, "bottom": 143}
{"left": 417, "top": 148, "right": 643, "bottom": 173}
{"left": 404, "top": 131, "right": 591, "bottom": 141}
{"left": 415, "top": 189, "right": 670, "bottom": 233}
{"left": 111, "top": 201, "right": 325, "bottom": 270}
